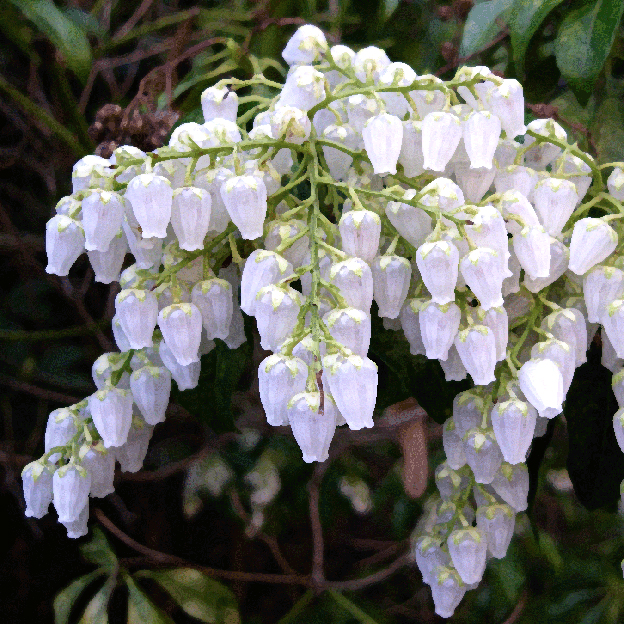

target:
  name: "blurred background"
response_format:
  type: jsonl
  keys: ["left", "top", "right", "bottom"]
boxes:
{"left": 3, "top": 0, "right": 624, "bottom": 622}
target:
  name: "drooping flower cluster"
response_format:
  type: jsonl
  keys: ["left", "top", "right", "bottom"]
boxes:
{"left": 25, "top": 23, "right": 624, "bottom": 616}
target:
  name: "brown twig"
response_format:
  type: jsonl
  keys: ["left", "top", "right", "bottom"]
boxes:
{"left": 0, "top": 374, "right": 80, "bottom": 405}
{"left": 308, "top": 463, "right": 328, "bottom": 589}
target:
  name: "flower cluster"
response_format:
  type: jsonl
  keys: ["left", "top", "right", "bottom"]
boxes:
{"left": 23, "top": 23, "right": 624, "bottom": 616}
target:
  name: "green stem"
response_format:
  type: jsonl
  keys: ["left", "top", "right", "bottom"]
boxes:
{"left": 276, "top": 590, "right": 315, "bottom": 624}
{"left": 328, "top": 591, "right": 380, "bottom": 624}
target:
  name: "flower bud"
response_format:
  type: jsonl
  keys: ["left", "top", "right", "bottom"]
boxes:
{"left": 125, "top": 173, "right": 173, "bottom": 238}
{"left": 62, "top": 502, "right": 89, "bottom": 539}
{"left": 400, "top": 298, "right": 427, "bottom": 356}
{"left": 115, "top": 289, "right": 159, "bottom": 349}
{"left": 159, "top": 339, "right": 200, "bottom": 390}
{"left": 81, "top": 446, "right": 115, "bottom": 498}
{"left": 453, "top": 164, "right": 496, "bottom": 203}
{"left": 329, "top": 257, "right": 374, "bottom": 311}
{"left": 240, "top": 250, "right": 294, "bottom": 316}
{"left": 583, "top": 265, "right": 624, "bottom": 323}
{"left": 264, "top": 219, "right": 309, "bottom": 268}
{"left": 518, "top": 358, "right": 563, "bottom": 418}
{"left": 362, "top": 113, "right": 403, "bottom": 176}
{"left": 287, "top": 391, "right": 337, "bottom": 462}
{"left": 523, "top": 238, "right": 569, "bottom": 292}
{"left": 372, "top": 255, "right": 411, "bottom": 318}
{"left": 255, "top": 285, "right": 302, "bottom": 351}
{"left": 523, "top": 119, "right": 566, "bottom": 169}
{"left": 491, "top": 398, "right": 537, "bottom": 465}
{"left": 416, "top": 241, "right": 459, "bottom": 305}
{"left": 513, "top": 224, "right": 551, "bottom": 279}
{"left": 386, "top": 190, "right": 433, "bottom": 249}
{"left": 322, "top": 354, "right": 378, "bottom": 430}
{"left": 453, "top": 391, "right": 484, "bottom": 438}
{"left": 170, "top": 187, "right": 212, "bottom": 252}
{"left": 282, "top": 24, "right": 328, "bottom": 66}
{"left": 454, "top": 324, "right": 497, "bottom": 386}
{"left": 476, "top": 503, "right": 515, "bottom": 558}
{"left": 270, "top": 106, "right": 312, "bottom": 144}
{"left": 464, "top": 428, "right": 504, "bottom": 484}
{"left": 569, "top": 217, "right": 618, "bottom": 275}
{"left": 116, "top": 416, "right": 154, "bottom": 473}
{"left": 324, "top": 307, "right": 371, "bottom": 356}
{"left": 22, "top": 461, "right": 54, "bottom": 518}
{"left": 484, "top": 79, "right": 525, "bottom": 137}
{"left": 419, "top": 300, "right": 461, "bottom": 360}
{"left": 44, "top": 408, "right": 77, "bottom": 464}
{"left": 87, "top": 229, "right": 128, "bottom": 284}
{"left": 130, "top": 365, "right": 171, "bottom": 425}
{"left": 463, "top": 111, "right": 501, "bottom": 169}
{"left": 542, "top": 308, "right": 587, "bottom": 365}
{"left": 52, "top": 464, "right": 91, "bottom": 523}
{"left": 338, "top": 209, "right": 381, "bottom": 264}
{"left": 439, "top": 345, "right": 468, "bottom": 381}
{"left": 201, "top": 86, "right": 238, "bottom": 123}
{"left": 72, "top": 155, "right": 112, "bottom": 192}
{"left": 608, "top": 167, "right": 624, "bottom": 200}
{"left": 532, "top": 177, "right": 578, "bottom": 236}
{"left": 465, "top": 205, "right": 509, "bottom": 259}
{"left": 89, "top": 385, "right": 133, "bottom": 448}
{"left": 45, "top": 215, "right": 85, "bottom": 276}
{"left": 498, "top": 190, "right": 539, "bottom": 235}
{"left": 460, "top": 248, "right": 506, "bottom": 310}
{"left": 422, "top": 112, "right": 462, "bottom": 172}
{"left": 220, "top": 175, "right": 267, "bottom": 240}
{"left": 259, "top": 354, "right": 308, "bottom": 426}
{"left": 430, "top": 566, "right": 466, "bottom": 618}
{"left": 278, "top": 65, "right": 326, "bottom": 111}
{"left": 411, "top": 75, "right": 446, "bottom": 118}
{"left": 491, "top": 462, "right": 529, "bottom": 511}
{"left": 414, "top": 536, "right": 450, "bottom": 586}
{"left": 447, "top": 527, "right": 487, "bottom": 584}
{"left": 353, "top": 46, "right": 391, "bottom": 82}
{"left": 322, "top": 123, "right": 358, "bottom": 180}
{"left": 443, "top": 419, "right": 467, "bottom": 469}
{"left": 158, "top": 303, "right": 202, "bottom": 366}
{"left": 398, "top": 120, "right": 425, "bottom": 178}
{"left": 494, "top": 165, "right": 538, "bottom": 198}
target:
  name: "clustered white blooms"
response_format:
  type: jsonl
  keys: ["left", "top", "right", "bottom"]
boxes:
{"left": 25, "top": 23, "right": 624, "bottom": 616}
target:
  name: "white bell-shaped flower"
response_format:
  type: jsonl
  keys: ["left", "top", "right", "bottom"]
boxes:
{"left": 264, "top": 219, "right": 309, "bottom": 268}
{"left": 116, "top": 416, "right": 154, "bottom": 473}
{"left": 512, "top": 224, "right": 551, "bottom": 279}
{"left": 322, "top": 353, "right": 378, "bottom": 430}
{"left": 607, "top": 167, "right": 624, "bottom": 200}
{"left": 111, "top": 314, "right": 132, "bottom": 352}
{"left": 414, "top": 537, "right": 451, "bottom": 586}
{"left": 614, "top": 409, "right": 624, "bottom": 453}
{"left": 81, "top": 446, "right": 115, "bottom": 498}
{"left": 463, "top": 111, "right": 501, "bottom": 169}
{"left": 494, "top": 165, "right": 538, "bottom": 198}
{"left": 453, "top": 164, "right": 496, "bottom": 203}
{"left": 329, "top": 257, "right": 374, "bottom": 311}
{"left": 603, "top": 300, "right": 624, "bottom": 358}
{"left": 125, "top": 173, "right": 173, "bottom": 238}
{"left": 491, "top": 462, "right": 529, "bottom": 512}
{"left": 411, "top": 74, "right": 447, "bottom": 118}
{"left": 81, "top": 190, "right": 125, "bottom": 252}
{"left": 398, "top": 120, "right": 425, "bottom": 178}
{"left": 194, "top": 166, "right": 232, "bottom": 234}
{"left": 339, "top": 209, "right": 381, "bottom": 264}
{"left": 282, "top": 24, "right": 328, "bottom": 66}
{"left": 447, "top": 527, "right": 487, "bottom": 585}
{"left": 45, "top": 215, "right": 85, "bottom": 276}
{"left": 362, "top": 113, "right": 403, "bottom": 176}
{"left": 484, "top": 79, "right": 525, "bottom": 137}
{"left": 158, "top": 339, "right": 200, "bottom": 390}
{"left": 62, "top": 502, "right": 89, "bottom": 539}
{"left": 523, "top": 119, "right": 566, "bottom": 169}
{"left": 430, "top": 566, "right": 466, "bottom": 618}
{"left": 460, "top": 248, "right": 506, "bottom": 310}
{"left": 44, "top": 408, "right": 77, "bottom": 463}
{"left": 443, "top": 419, "right": 467, "bottom": 470}
{"left": 326, "top": 44, "right": 355, "bottom": 88}
{"left": 454, "top": 324, "right": 497, "bottom": 386}
{"left": 416, "top": 240, "right": 459, "bottom": 305}
{"left": 439, "top": 345, "right": 468, "bottom": 381}
{"left": 121, "top": 216, "right": 163, "bottom": 270}
{"left": 542, "top": 308, "right": 587, "bottom": 365}
{"left": 400, "top": 299, "right": 427, "bottom": 356}
{"left": 498, "top": 190, "right": 539, "bottom": 235}
{"left": 465, "top": 205, "right": 509, "bottom": 259}
{"left": 435, "top": 462, "right": 466, "bottom": 500}
{"left": 502, "top": 250, "right": 522, "bottom": 296}
{"left": 89, "top": 385, "right": 133, "bottom": 448}
{"left": 419, "top": 300, "right": 461, "bottom": 360}
{"left": 491, "top": 398, "right": 537, "bottom": 465}
{"left": 170, "top": 187, "right": 212, "bottom": 252}
{"left": 531, "top": 338, "right": 574, "bottom": 395}
{"left": 464, "top": 429, "right": 504, "bottom": 484}
{"left": 371, "top": 255, "right": 411, "bottom": 318}
{"left": 532, "top": 177, "right": 578, "bottom": 236}
{"left": 453, "top": 391, "right": 484, "bottom": 438}
{"left": 72, "top": 154, "right": 112, "bottom": 192}
{"left": 87, "top": 229, "right": 128, "bottom": 284}
{"left": 569, "top": 218, "right": 618, "bottom": 275}
{"left": 518, "top": 358, "right": 563, "bottom": 418}
{"left": 324, "top": 307, "right": 371, "bottom": 356}
{"left": 346, "top": 95, "right": 383, "bottom": 137}
{"left": 422, "top": 112, "right": 462, "bottom": 171}
{"left": 322, "top": 124, "right": 358, "bottom": 180}
{"left": 386, "top": 190, "right": 433, "bottom": 248}
{"left": 52, "top": 464, "right": 91, "bottom": 523}
{"left": 255, "top": 285, "right": 302, "bottom": 351}
{"left": 130, "top": 365, "right": 171, "bottom": 425}
{"left": 288, "top": 391, "right": 337, "bottom": 462}
{"left": 523, "top": 238, "right": 569, "bottom": 292}
{"left": 22, "top": 461, "right": 54, "bottom": 518}
{"left": 476, "top": 503, "right": 515, "bottom": 559}
{"left": 201, "top": 85, "right": 238, "bottom": 122}
{"left": 469, "top": 306, "right": 508, "bottom": 362}
{"left": 377, "top": 62, "right": 417, "bottom": 117}
{"left": 155, "top": 281, "right": 190, "bottom": 312}
{"left": 240, "top": 250, "right": 293, "bottom": 316}
{"left": 55, "top": 195, "right": 81, "bottom": 218}
{"left": 278, "top": 65, "right": 326, "bottom": 111}
{"left": 220, "top": 175, "right": 267, "bottom": 240}
{"left": 583, "top": 265, "right": 624, "bottom": 323}
{"left": 115, "top": 289, "right": 158, "bottom": 349}
{"left": 353, "top": 46, "right": 391, "bottom": 82}
{"left": 259, "top": 354, "right": 308, "bottom": 426}
{"left": 191, "top": 279, "right": 233, "bottom": 340}
{"left": 602, "top": 330, "right": 623, "bottom": 373}
{"left": 158, "top": 303, "right": 202, "bottom": 366}
{"left": 270, "top": 106, "right": 312, "bottom": 144}
{"left": 612, "top": 369, "right": 624, "bottom": 407}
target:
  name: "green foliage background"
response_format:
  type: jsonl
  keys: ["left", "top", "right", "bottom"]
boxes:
{"left": 3, "top": 1, "right": 624, "bottom": 623}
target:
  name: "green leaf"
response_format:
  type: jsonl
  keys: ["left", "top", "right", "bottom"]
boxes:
{"left": 555, "top": 0, "right": 624, "bottom": 103}
{"left": 591, "top": 97, "right": 624, "bottom": 164}
{"left": 80, "top": 528, "right": 118, "bottom": 571}
{"left": 8, "top": 0, "right": 92, "bottom": 81}
{"left": 383, "top": 0, "right": 401, "bottom": 21}
{"left": 78, "top": 575, "right": 116, "bottom": 624}
{"left": 564, "top": 344, "right": 624, "bottom": 510}
{"left": 172, "top": 338, "right": 252, "bottom": 433}
{"left": 509, "top": 0, "right": 566, "bottom": 75}
{"left": 126, "top": 576, "right": 176, "bottom": 624}
{"left": 54, "top": 570, "right": 105, "bottom": 624}
{"left": 459, "top": 0, "right": 514, "bottom": 58}
{"left": 136, "top": 568, "right": 239, "bottom": 623}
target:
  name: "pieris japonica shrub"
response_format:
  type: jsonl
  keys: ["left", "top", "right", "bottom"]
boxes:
{"left": 28, "top": 23, "right": 624, "bottom": 618}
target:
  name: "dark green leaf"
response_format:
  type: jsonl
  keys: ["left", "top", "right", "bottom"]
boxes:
{"left": 555, "top": 0, "right": 624, "bottom": 103}
{"left": 526, "top": 416, "right": 555, "bottom": 513}
{"left": 591, "top": 97, "right": 624, "bottom": 164}
{"left": 564, "top": 343, "right": 624, "bottom": 510}
{"left": 126, "top": 576, "right": 175, "bottom": 624}
{"left": 8, "top": 0, "right": 92, "bottom": 81}
{"left": 80, "top": 528, "right": 118, "bottom": 571}
{"left": 78, "top": 575, "right": 116, "bottom": 624}
{"left": 54, "top": 570, "right": 105, "bottom": 624}
{"left": 383, "top": 0, "right": 401, "bottom": 22}
{"left": 172, "top": 338, "right": 253, "bottom": 433}
{"left": 459, "top": 0, "right": 514, "bottom": 58}
{"left": 136, "top": 568, "right": 238, "bottom": 623}
{"left": 509, "top": 0, "right": 566, "bottom": 75}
